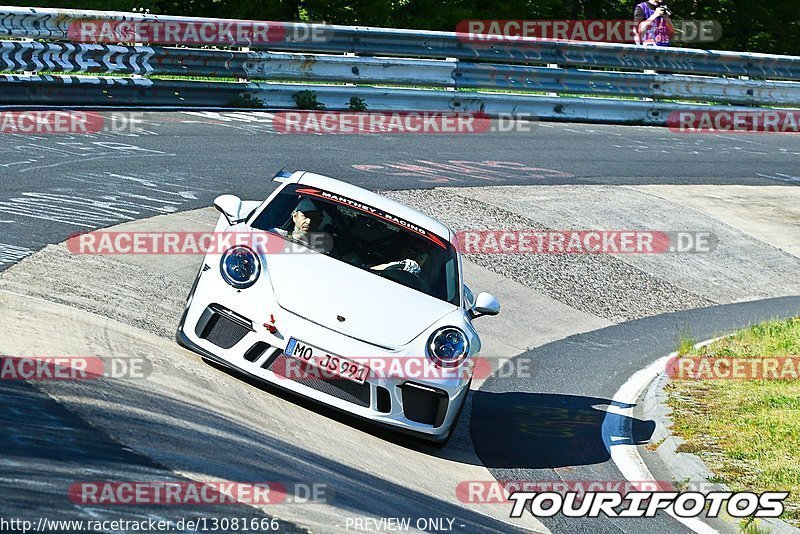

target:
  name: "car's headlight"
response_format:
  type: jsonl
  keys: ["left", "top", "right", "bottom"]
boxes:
{"left": 427, "top": 327, "right": 469, "bottom": 368}
{"left": 220, "top": 245, "right": 260, "bottom": 289}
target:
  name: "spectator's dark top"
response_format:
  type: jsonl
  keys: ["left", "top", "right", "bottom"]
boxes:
{"left": 634, "top": 1, "right": 672, "bottom": 46}
{"left": 633, "top": 3, "right": 650, "bottom": 24}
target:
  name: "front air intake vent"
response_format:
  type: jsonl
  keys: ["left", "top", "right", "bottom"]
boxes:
{"left": 196, "top": 305, "right": 253, "bottom": 349}
{"left": 244, "top": 342, "right": 272, "bottom": 363}
{"left": 376, "top": 386, "right": 391, "bottom": 413}
{"left": 401, "top": 383, "right": 448, "bottom": 427}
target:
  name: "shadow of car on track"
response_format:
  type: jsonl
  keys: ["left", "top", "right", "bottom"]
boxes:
{"left": 470, "top": 392, "right": 655, "bottom": 469}
{"left": 201, "top": 359, "right": 654, "bottom": 473}
{"left": 200, "top": 358, "right": 480, "bottom": 458}
{"left": 32, "top": 373, "right": 526, "bottom": 533}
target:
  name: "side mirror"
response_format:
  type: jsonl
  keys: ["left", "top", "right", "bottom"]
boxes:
{"left": 214, "top": 194, "right": 243, "bottom": 225}
{"left": 470, "top": 292, "right": 500, "bottom": 319}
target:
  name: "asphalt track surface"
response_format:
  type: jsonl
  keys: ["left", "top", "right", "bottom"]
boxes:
{"left": 1, "top": 114, "right": 799, "bottom": 533}
{"left": 1, "top": 112, "right": 799, "bottom": 269}
{"left": 474, "top": 296, "right": 800, "bottom": 533}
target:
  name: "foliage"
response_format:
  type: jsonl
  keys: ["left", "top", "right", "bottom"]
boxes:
{"left": 228, "top": 93, "right": 266, "bottom": 108}
{"left": 292, "top": 89, "right": 325, "bottom": 110}
{"left": 347, "top": 96, "right": 368, "bottom": 111}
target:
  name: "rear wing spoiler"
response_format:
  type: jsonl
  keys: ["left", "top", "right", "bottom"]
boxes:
{"left": 272, "top": 168, "right": 294, "bottom": 183}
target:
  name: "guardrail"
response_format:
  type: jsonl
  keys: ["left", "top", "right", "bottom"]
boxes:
{"left": 2, "top": 6, "right": 800, "bottom": 124}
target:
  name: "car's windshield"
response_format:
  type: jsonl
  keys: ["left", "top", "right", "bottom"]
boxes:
{"left": 251, "top": 184, "right": 460, "bottom": 305}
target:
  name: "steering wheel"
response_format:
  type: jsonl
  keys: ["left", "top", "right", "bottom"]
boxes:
{"left": 376, "top": 268, "right": 431, "bottom": 294}
{"left": 341, "top": 232, "right": 393, "bottom": 266}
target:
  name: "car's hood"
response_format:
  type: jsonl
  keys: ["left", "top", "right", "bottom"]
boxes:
{"left": 265, "top": 252, "right": 457, "bottom": 347}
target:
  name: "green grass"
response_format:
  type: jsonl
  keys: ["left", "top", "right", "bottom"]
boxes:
{"left": 677, "top": 333, "right": 698, "bottom": 356}
{"left": 740, "top": 517, "right": 774, "bottom": 534}
{"left": 666, "top": 317, "right": 800, "bottom": 526}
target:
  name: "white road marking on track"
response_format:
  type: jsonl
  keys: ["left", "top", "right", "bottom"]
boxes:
{"left": 19, "top": 152, "right": 173, "bottom": 173}
{"left": 182, "top": 111, "right": 275, "bottom": 122}
{"left": 756, "top": 172, "right": 800, "bottom": 183}
{"left": 0, "top": 244, "right": 34, "bottom": 266}
{"left": 0, "top": 139, "right": 174, "bottom": 173}
{"left": 179, "top": 111, "right": 278, "bottom": 134}
{"left": 715, "top": 135, "right": 767, "bottom": 146}
{"left": 0, "top": 172, "right": 200, "bottom": 228}
{"left": 0, "top": 192, "right": 181, "bottom": 228}
{"left": 601, "top": 340, "right": 724, "bottom": 534}
{"left": 0, "top": 159, "right": 38, "bottom": 168}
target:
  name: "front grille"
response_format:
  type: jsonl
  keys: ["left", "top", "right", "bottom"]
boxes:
{"left": 198, "top": 310, "right": 252, "bottom": 349}
{"left": 268, "top": 354, "right": 371, "bottom": 408}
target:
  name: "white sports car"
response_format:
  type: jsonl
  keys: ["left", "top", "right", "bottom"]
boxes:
{"left": 176, "top": 170, "right": 499, "bottom": 444}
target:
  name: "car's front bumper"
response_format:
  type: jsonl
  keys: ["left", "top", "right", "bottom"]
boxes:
{"left": 175, "top": 266, "right": 472, "bottom": 442}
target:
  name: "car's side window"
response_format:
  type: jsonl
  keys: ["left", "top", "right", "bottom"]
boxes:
{"left": 445, "top": 259, "right": 457, "bottom": 303}
{"left": 463, "top": 284, "right": 476, "bottom": 309}
{"left": 252, "top": 194, "right": 294, "bottom": 231}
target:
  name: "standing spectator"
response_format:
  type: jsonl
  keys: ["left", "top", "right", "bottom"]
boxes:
{"left": 634, "top": 0, "right": 675, "bottom": 46}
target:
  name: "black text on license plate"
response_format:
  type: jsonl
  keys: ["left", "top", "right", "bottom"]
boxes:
{"left": 285, "top": 338, "right": 369, "bottom": 384}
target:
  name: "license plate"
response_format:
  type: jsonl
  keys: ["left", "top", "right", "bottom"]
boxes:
{"left": 284, "top": 338, "right": 370, "bottom": 384}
